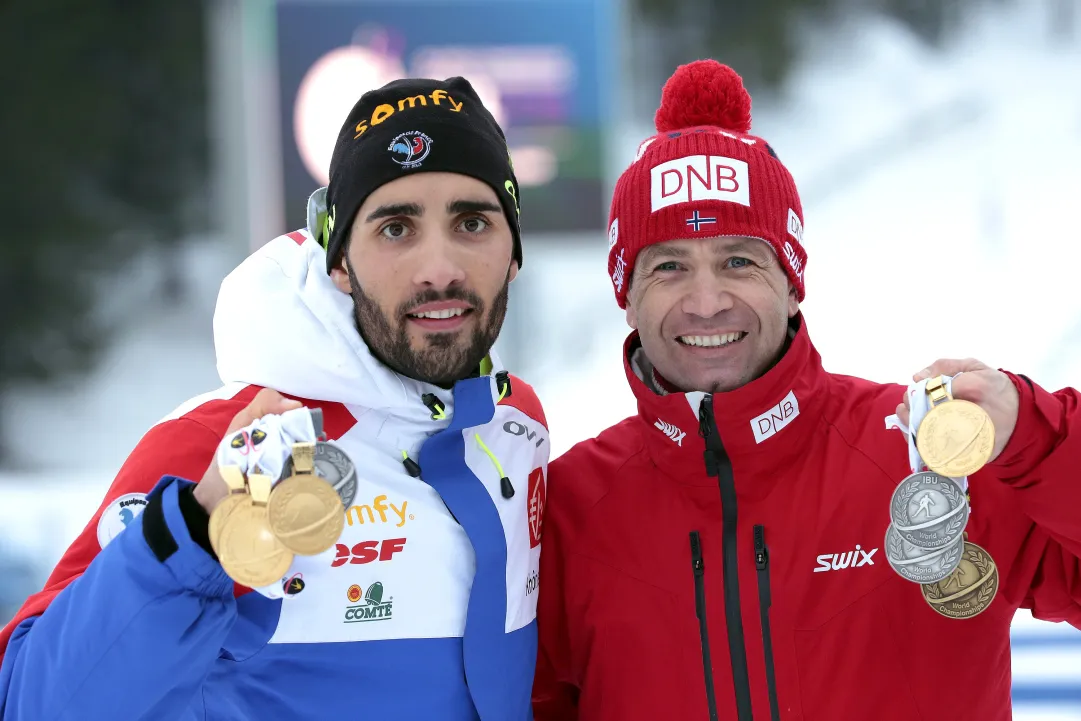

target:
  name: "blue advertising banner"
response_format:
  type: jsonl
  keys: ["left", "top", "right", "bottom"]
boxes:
{"left": 276, "top": 0, "right": 616, "bottom": 234}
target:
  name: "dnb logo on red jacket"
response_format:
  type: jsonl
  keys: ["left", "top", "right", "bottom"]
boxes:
{"left": 332, "top": 538, "right": 407, "bottom": 566}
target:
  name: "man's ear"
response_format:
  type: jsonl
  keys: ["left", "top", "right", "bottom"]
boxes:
{"left": 330, "top": 254, "right": 352, "bottom": 294}
{"left": 508, "top": 260, "right": 519, "bottom": 283}
{"left": 625, "top": 292, "right": 638, "bottom": 330}
{"left": 787, "top": 284, "right": 799, "bottom": 318}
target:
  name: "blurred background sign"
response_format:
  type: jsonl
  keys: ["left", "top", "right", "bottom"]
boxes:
{"left": 276, "top": 0, "right": 617, "bottom": 235}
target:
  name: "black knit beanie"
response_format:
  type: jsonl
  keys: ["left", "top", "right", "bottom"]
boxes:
{"left": 315, "top": 76, "right": 522, "bottom": 273}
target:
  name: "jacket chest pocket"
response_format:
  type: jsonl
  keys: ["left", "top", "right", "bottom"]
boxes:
{"left": 574, "top": 552, "right": 715, "bottom": 720}
{"left": 791, "top": 575, "right": 923, "bottom": 721}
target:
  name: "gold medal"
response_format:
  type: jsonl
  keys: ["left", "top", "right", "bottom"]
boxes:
{"left": 921, "top": 540, "right": 999, "bottom": 619}
{"left": 215, "top": 472, "right": 294, "bottom": 587}
{"left": 209, "top": 465, "right": 250, "bottom": 552}
{"left": 916, "top": 376, "right": 995, "bottom": 478}
{"left": 267, "top": 441, "right": 345, "bottom": 555}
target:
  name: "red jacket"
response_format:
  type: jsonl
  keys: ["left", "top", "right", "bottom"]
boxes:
{"left": 533, "top": 318, "right": 1081, "bottom": 721}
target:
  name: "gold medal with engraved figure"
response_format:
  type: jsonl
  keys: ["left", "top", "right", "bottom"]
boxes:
{"left": 268, "top": 441, "right": 345, "bottom": 556}
{"left": 916, "top": 376, "right": 995, "bottom": 478}
{"left": 216, "top": 472, "right": 294, "bottom": 587}
{"left": 209, "top": 465, "right": 252, "bottom": 553}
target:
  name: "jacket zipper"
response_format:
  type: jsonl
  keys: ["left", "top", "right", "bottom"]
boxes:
{"left": 754, "top": 525, "right": 781, "bottom": 721}
{"left": 698, "top": 396, "right": 754, "bottom": 721}
{"left": 689, "top": 531, "right": 720, "bottom": 721}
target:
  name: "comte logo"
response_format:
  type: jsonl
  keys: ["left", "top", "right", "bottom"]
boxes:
{"left": 343, "top": 581, "right": 393, "bottom": 623}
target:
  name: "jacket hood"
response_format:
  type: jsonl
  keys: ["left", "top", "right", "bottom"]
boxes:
{"left": 625, "top": 315, "right": 830, "bottom": 493}
{"left": 213, "top": 230, "right": 505, "bottom": 425}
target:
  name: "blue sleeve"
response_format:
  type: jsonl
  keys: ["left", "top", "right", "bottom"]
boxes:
{"left": 0, "top": 477, "right": 238, "bottom": 720}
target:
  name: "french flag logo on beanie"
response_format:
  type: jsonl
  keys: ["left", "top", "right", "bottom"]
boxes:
{"left": 607, "top": 60, "right": 808, "bottom": 308}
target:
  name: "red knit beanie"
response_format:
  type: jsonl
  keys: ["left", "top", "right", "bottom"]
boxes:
{"left": 607, "top": 60, "right": 807, "bottom": 308}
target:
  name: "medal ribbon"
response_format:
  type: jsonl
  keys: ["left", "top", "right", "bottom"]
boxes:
{"left": 215, "top": 407, "right": 317, "bottom": 483}
{"left": 213, "top": 406, "right": 318, "bottom": 600}
{"left": 884, "top": 374, "right": 969, "bottom": 493}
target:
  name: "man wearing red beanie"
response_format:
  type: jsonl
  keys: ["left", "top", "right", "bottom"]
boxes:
{"left": 532, "top": 59, "right": 1081, "bottom": 721}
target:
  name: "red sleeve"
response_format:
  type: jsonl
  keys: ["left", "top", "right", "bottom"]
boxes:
{"left": 990, "top": 374, "right": 1081, "bottom": 549}
{"left": 500, "top": 374, "right": 548, "bottom": 429}
{"left": 532, "top": 458, "right": 579, "bottom": 720}
{"left": 981, "top": 374, "right": 1081, "bottom": 627}
{"left": 989, "top": 373, "right": 1067, "bottom": 479}
{"left": 0, "top": 389, "right": 258, "bottom": 660}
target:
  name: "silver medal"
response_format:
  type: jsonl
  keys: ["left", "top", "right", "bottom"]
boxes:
{"left": 884, "top": 524, "right": 964, "bottom": 584}
{"left": 889, "top": 471, "right": 968, "bottom": 550}
{"left": 280, "top": 441, "right": 357, "bottom": 508}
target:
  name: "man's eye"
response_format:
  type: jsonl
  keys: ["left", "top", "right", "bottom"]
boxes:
{"left": 654, "top": 261, "right": 681, "bottom": 272}
{"left": 728, "top": 257, "right": 753, "bottom": 269}
{"left": 458, "top": 216, "right": 490, "bottom": 233}
{"left": 379, "top": 222, "right": 410, "bottom": 240}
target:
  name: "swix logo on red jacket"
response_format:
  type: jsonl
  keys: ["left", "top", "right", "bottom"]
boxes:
{"left": 813, "top": 545, "right": 879, "bottom": 573}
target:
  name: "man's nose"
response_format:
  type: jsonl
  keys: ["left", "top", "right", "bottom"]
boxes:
{"left": 411, "top": 234, "right": 467, "bottom": 289}
{"left": 681, "top": 271, "right": 736, "bottom": 318}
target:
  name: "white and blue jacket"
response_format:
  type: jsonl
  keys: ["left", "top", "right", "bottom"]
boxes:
{"left": 0, "top": 230, "right": 549, "bottom": 720}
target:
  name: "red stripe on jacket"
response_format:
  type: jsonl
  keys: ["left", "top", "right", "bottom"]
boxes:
{"left": 0, "top": 386, "right": 358, "bottom": 661}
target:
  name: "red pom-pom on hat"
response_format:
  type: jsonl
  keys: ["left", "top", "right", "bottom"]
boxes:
{"left": 653, "top": 59, "right": 752, "bottom": 134}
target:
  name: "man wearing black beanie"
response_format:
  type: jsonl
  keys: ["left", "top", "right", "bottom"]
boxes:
{"left": 314, "top": 75, "right": 524, "bottom": 386}
{"left": 0, "top": 76, "right": 548, "bottom": 721}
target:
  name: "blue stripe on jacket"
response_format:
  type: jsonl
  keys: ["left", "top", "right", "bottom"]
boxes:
{"left": 419, "top": 376, "right": 536, "bottom": 721}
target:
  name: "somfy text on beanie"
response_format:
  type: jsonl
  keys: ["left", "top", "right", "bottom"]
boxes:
{"left": 319, "top": 76, "right": 523, "bottom": 274}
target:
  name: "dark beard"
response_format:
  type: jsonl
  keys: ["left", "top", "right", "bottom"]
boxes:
{"left": 347, "top": 262, "right": 510, "bottom": 387}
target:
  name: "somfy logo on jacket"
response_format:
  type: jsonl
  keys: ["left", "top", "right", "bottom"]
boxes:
{"left": 654, "top": 419, "right": 686, "bottom": 446}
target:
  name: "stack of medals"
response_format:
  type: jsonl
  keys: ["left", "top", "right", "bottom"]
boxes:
{"left": 885, "top": 376, "right": 1001, "bottom": 619}
{"left": 209, "top": 410, "right": 355, "bottom": 588}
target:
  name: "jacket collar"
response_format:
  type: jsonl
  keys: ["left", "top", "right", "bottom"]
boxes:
{"left": 213, "top": 230, "right": 508, "bottom": 426}
{"left": 625, "top": 315, "right": 830, "bottom": 494}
